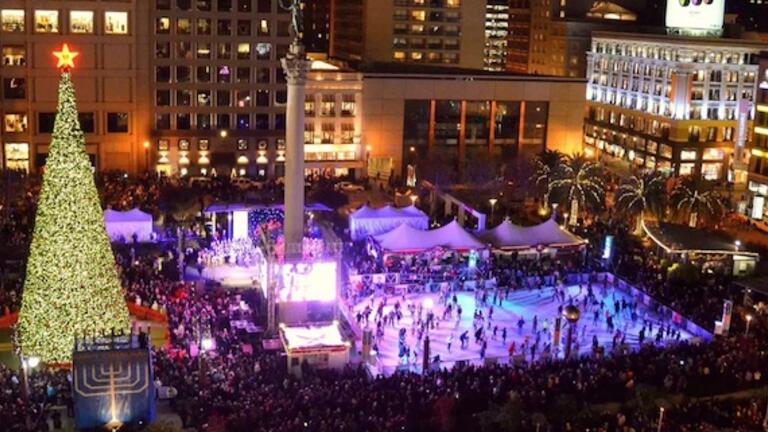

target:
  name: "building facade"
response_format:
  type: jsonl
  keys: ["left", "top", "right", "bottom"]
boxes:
{"left": 507, "top": 0, "right": 532, "bottom": 74}
{"left": 302, "top": 0, "right": 331, "bottom": 54}
{"left": 149, "top": 0, "right": 293, "bottom": 179}
{"left": 330, "top": 0, "right": 485, "bottom": 70}
{"left": 584, "top": 32, "right": 765, "bottom": 181}
{"left": 1, "top": 1, "right": 150, "bottom": 172}
{"left": 362, "top": 71, "right": 585, "bottom": 179}
{"left": 304, "top": 60, "right": 364, "bottom": 179}
{"left": 747, "top": 51, "right": 768, "bottom": 221}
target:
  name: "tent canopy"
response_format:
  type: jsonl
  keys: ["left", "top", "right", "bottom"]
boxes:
{"left": 204, "top": 202, "right": 332, "bottom": 213}
{"left": 349, "top": 204, "right": 429, "bottom": 240}
{"left": 373, "top": 220, "right": 484, "bottom": 253}
{"left": 103, "top": 208, "right": 153, "bottom": 242}
{"left": 477, "top": 218, "right": 585, "bottom": 250}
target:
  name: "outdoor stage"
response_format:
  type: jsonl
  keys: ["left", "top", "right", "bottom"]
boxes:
{"left": 186, "top": 264, "right": 262, "bottom": 288}
{"left": 352, "top": 282, "right": 701, "bottom": 375}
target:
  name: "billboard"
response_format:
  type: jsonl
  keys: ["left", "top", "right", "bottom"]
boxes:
{"left": 279, "top": 261, "right": 337, "bottom": 302}
{"left": 665, "top": 0, "right": 724, "bottom": 31}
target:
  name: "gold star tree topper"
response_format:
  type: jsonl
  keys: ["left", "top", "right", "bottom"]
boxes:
{"left": 53, "top": 44, "right": 79, "bottom": 71}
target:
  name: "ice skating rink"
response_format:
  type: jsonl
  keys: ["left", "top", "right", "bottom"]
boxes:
{"left": 353, "top": 282, "right": 698, "bottom": 374}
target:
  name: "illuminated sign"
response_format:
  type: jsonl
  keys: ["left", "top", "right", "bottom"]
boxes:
{"left": 602, "top": 235, "right": 614, "bottom": 260}
{"left": 752, "top": 196, "right": 765, "bottom": 220}
{"left": 665, "top": 0, "right": 724, "bottom": 31}
{"left": 279, "top": 261, "right": 337, "bottom": 302}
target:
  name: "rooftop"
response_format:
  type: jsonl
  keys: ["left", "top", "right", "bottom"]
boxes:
{"left": 643, "top": 222, "right": 759, "bottom": 257}
{"left": 351, "top": 61, "right": 585, "bottom": 83}
{"left": 592, "top": 31, "right": 768, "bottom": 50}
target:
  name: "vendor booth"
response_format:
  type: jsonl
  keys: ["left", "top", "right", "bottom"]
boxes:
{"left": 349, "top": 205, "right": 429, "bottom": 240}
{"left": 373, "top": 220, "right": 485, "bottom": 255}
{"left": 477, "top": 218, "right": 586, "bottom": 255}
{"left": 104, "top": 208, "right": 154, "bottom": 243}
{"left": 280, "top": 321, "right": 350, "bottom": 377}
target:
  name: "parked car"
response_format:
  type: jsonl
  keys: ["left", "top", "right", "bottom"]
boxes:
{"left": 334, "top": 181, "right": 364, "bottom": 193}
{"left": 188, "top": 176, "right": 212, "bottom": 188}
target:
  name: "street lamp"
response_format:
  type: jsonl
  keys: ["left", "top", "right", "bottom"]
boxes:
{"left": 657, "top": 407, "right": 665, "bottom": 432}
{"left": 735, "top": 240, "right": 742, "bottom": 252}
{"left": 745, "top": 313, "right": 753, "bottom": 337}
{"left": 219, "top": 129, "right": 228, "bottom": 138}
{"left": 20, "top": 354, "right": 40, "bottom": 430}
{"left": 562, "top": 305, "right": 581, "bottom": 359}
{"left": 410, "top": 195, "right": 418, "bottom": 206}
{"left": 143, "top": 140, "right": 150, "bottom": 172}
{"left": 489, "top": 198, "right": 498, "bottom": 225}
{"left": 199, "top": 335, "right": 214, "bottom": 386}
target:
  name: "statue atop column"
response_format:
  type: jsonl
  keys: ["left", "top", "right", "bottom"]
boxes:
{"left": 280, "top": 0, "right": 304, "bottom": 46}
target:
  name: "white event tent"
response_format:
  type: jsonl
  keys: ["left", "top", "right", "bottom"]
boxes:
{"left": 103, "top": 208, "right": 154, "bottom": 242}
{"left": 373, "top": 220, "right": 485, "bottom": 254}
{"left": 476, "top": 218, "right": 586, "bottom": 252}
{"left": 349, "top": 204, "right": 429, "bottom": 240}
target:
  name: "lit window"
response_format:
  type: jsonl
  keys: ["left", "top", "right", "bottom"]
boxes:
{"left": 680, "top": 150, "right": 697, "bottom": 161}
{"left": 393, "top": 51, "right": 406, "bottom": 60}
{"left": 2, "top": 46, "right": 26, "bottom": 66}
{"left": 4, "top": 143, "right": 29, "bottom": 172}
{"left": 1, "top": 10, "right": 25, "bottom": 33}
{"left": 237, "top": 43, "right": 250, "bottom": 59}
{"left": 703, "top": 148, "right": 724, "bottom": 161}
{"left": 411, "top": 10, "right": 426, "bottom": 21}
{"left": 446, "top": 0, "right": 460, "bottom": 7}
{"left": 4, "top": 113, "right": 27, "bottom": 132}
{"left": 70, "top": 11, "right": 94, "bottom": 34}
{"left": 105, "top": 12, "right": 128, "bottom": 34}
{"left": 34, "top": 10, "right": 59, "bottom": 33}
{"left": 702, "top": 163, "right": 722, "bottom": 180}
{"left": 679, "top": 163, "right": 695, "bottom": 176}
{"left": 258, "top": 19, "right": 269, "bottom": 35}
{"left": 156, "top": 17, "right": 170, "bottom": 34}
{"left": 177, "top": 18, "right": 191, "bottom": 35}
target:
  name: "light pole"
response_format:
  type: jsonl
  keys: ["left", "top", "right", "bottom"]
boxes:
{"left": 563, "top": 305, "right": 580, "bottom": 359}
{"left": 410, "top": 195, "right": 417, "bottom": 206}
{"left": 20, "top": 354, "right": 40, "bottom": 431}
{"left": 143, "top": 140, "right": 150, "bottom": 172}
{"left": 745, "top": 313, "right": 753, "bottom": 337}
{"left": 489, "top": 198, "right": 498, "bottom": 225}
{"left": 656, "top": 407, "right": 664, "bottom": 432}
{"left": 199, "top": 336, "right": 214, "bottom": 386}
{"left": 735, "top": 240, "right": 742, "bottom": 252}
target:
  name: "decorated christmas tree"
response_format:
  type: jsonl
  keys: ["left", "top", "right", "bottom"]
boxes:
{"left": 18, "top": 45, "right": 129, "bottom": 363}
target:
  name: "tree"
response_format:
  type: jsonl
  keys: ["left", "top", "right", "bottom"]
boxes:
{"left": 531, "top": 149, "right": 565, "bottom": 205}
{"left": 615, "top": 172, "right": 666, "bottom": 234}
{"left": 670, "top": 176, "right": 724, "bottom": 228}
{"left": 550, "top": 153, "right": 605, "bottom": 223}
{"left": 18, "top": 71, "right": 129, "bottom": 363}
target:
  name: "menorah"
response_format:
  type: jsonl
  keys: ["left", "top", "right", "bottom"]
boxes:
{"left": 72, "top": 344, "right": 155, "bottom": 430}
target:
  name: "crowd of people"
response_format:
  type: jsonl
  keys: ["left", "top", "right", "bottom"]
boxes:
{"left": 0, "top": 171, "right": 766, "bottom": 432}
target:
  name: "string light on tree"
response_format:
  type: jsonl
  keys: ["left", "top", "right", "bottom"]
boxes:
{"left": 18, "top": 44, "right": 129, "bottom": 363}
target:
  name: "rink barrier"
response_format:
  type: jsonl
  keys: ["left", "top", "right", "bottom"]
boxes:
{"left": 599, "top": 272, "right": 713, "bottom": 341}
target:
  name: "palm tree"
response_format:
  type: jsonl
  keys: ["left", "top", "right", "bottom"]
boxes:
{"left": 532, "top": 149, "right": 566, "bottom": 205}
{"left": 670, "top": 177, "right": 724, "bottom": 228}
{"left": 550, "top": 153, "right": 605, "bottom": 224}
{"left": 614, "top": 172, "right": 666, "bottom": 234}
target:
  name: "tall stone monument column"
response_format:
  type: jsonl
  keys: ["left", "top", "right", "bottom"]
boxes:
{"left": 281, "top": 41, "right": 311, "bottom": 260}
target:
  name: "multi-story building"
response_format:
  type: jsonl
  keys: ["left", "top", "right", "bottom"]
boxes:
{"left": 507, "top": 1, "right": 532, "bottom": 74}
{"left": 149, "top": 0, "right": 294, "bottom": 179}
{"left": 330, "top": 0, "right": 485, "bottom": 70}
{"left": 746, "top": 51, "right": 768, "bottom": 221}
{"left": 484, "top": 0, "right": 510, "bottom": 72}
{"left": 303, "top": 0, "right": 331, "bottom": 54}
{"left": 584, "top": 32, "right": 765, "bottom": 181}
{"left": 528, "top": 0, "right": 641, "bottom": 78}
{"left": 361, "top": 66, "right": 585, "bottom": 179}
{"left": 304, "top": 58, "right": 364, "bottom": 178}
{"left": 1, "top": 1, "right": 150, "bottom": 172}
